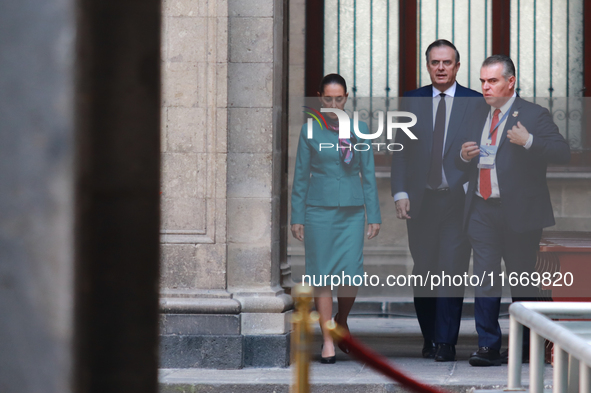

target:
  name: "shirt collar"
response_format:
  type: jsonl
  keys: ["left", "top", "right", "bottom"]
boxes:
{"left": 491, "top": 91, "right": 517, "bottom": 117}
{"left": 432, "top": 81, "right": 457, "bottom": 98}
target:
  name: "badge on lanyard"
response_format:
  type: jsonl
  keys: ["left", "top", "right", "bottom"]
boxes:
{"left": 477, "top": 145, "right": 497, "bottom": 169}
{"left": 477, "top": 105, "right": 513, "bottom": 169}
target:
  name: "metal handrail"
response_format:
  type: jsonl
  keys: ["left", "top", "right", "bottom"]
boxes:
{"left": 508, "top": 301, "right": 591, "bottom": 393}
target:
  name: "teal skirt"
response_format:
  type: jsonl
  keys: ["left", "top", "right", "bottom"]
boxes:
{"left": 304, "top": 205, "right": 366, "bottom": 286}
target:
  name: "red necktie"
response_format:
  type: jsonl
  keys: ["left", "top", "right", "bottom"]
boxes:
{"left": 480, "top": 109, "right": 501, "bottom": 200}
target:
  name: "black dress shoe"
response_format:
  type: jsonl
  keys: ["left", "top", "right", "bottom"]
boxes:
{"left": 501, "top": 348, "right": 530, "bottom": 364}
{"left": 435, "top": 343, "right": 456, "bottom": 362}
{"left": 469, "top": 347, "right": 502, "bottom": 367}
{"left": 320, "top": 344, "right": 336, "bottom": 364}
{"left": 422, "top": 339, "right": 437, "bottom": 359}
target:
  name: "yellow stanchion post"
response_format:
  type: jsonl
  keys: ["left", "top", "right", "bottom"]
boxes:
{"left": 290, "top": 284, "right": 319, "bottom": 393}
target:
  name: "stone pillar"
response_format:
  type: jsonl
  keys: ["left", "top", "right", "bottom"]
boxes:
{"left": 226, "top": 0, "right": 292, "bottom": 336}
{"left": 159, "top": 0, "right": 241, "bottom": 369}
{"left": 159, "top": 0, "right": 291, "bottom": 368}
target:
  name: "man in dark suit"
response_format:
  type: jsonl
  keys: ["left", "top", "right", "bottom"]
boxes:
{"left": 458, "top": 55, "right": 570, "bottom": 366}
{"left": 391, "top": 39, "right": 482, "bottom": 362}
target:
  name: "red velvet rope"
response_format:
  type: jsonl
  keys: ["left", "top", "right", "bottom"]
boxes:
{"left": 337, "top": 333, "right": 450, "bottom": 393}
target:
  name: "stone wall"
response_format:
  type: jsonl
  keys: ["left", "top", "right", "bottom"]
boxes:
{"left": 160, "top": 0, "right": 228, "bottom": 293}
{"left": 159, "top": 0, "right": 291, "bottom": 368}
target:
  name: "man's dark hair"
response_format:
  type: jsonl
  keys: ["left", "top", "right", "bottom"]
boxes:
{"left": 482, "top": 55, "right": 516, "bottom": 80}
{"left": 318, "top": 73, "right": 347, "bottom": 94}
{"left": 425, "top": 39, "right": 460, "bottom": 63}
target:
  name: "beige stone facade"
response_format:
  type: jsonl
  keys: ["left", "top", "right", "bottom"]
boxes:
{"left": 159, "top": 0, "right": 291, "bottom": 355}
{"left": 160, "top": 0, "right": 229, "bottom": 293}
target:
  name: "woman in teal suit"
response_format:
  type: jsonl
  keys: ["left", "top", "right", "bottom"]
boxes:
{"left": 291, "top": 74, "right": 381, "bottom": 363}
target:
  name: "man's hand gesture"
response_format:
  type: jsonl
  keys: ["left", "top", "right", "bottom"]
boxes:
{"left": 507, "top": 121, "right": 530, "bottom": 146}
{"left": 395, "top": 199, "right": 411, "bottom": 220}
{"left": 461, "top": 141, "right": 480, "bottom": 161}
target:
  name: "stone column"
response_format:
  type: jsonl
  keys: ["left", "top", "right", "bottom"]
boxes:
{"left": 227, "top": 0, "right": 292, "bottom": 347}
{"left": 159, "top": 0, "right": 242, "bottom": 369}
{"left": 159, "top": 0, "right": 291, "bottom": 368}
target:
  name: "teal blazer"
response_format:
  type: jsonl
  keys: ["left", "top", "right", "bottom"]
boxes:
{"left": 291, "top": 120, "right": 382, "bottom": 225}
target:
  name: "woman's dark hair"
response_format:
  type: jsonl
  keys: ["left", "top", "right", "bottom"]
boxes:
{"left": 318, "top": 73, "right": 347, "bottom": 94}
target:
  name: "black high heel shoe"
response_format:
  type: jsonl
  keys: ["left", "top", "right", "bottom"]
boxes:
{"left": 334, "top": 313, "right": 351, "bottom": 354}
{"left": 320, "top": 344, "right": 336, "bottom": 364}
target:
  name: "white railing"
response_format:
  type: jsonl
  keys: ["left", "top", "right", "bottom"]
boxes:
{"left": 508, "top": 302, "right": 591, "bottom": 393}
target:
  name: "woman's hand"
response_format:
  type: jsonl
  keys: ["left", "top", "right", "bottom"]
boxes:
{"left": 367, "top": 223, "right": 380, "bottom": 239}
{"left": 291, "top": 224, "right": 304, "bottom": 241}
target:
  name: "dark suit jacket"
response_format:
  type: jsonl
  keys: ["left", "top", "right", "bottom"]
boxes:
{"left": 456, "top": 96, "right": 571, "bottom": 233}
{"left": 390, "top": 83, "right": 482, "bottom": 217}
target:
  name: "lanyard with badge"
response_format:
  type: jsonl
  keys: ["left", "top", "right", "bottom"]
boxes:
{"left": 477, "top": 106, "right": 513, "bottom": 169}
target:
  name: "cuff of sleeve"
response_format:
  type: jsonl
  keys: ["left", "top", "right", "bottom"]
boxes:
{"left": 290, "top": 214, "right": 305, "bottom": 225}
{"left": 524, "top": 134, "right": 534, "bottom": 150}
{"left": 460, "top": 150, "right": 470, "bottom": 163}
{"left": 366, "top": 215, "right": 382, "bottom": 224}
{"left": 394, "top": 192, "right": 409, "bottom": 202}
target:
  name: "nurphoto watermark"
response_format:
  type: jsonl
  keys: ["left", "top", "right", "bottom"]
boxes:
{"left": 305, "top": 108, "right": 418, "bottom": 152}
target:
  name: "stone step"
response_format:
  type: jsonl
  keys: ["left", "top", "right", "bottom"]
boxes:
{"left": 160, "top": 356, "right": 552, "bottom": 393}
{"left": 473, "top": 391, "right": 552, "bottom": 393}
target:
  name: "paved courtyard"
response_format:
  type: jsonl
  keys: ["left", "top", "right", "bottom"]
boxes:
{"left": 160, "top": 317, "right": 553, "bottom": 392}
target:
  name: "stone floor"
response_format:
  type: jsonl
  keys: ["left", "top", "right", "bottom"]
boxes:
{"left": 159, "top": 317, "right": 553, "bottom": 393}
{"left": 160, "top": 359, "right": 552, "bottom": 392}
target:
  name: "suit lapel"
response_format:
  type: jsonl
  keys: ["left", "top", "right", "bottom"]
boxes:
{"left": 497, "top": 98, "right": 522, "bottom": 151}
{"left": 473, "top": 105, "right": 489, "bottom": 144}
{"left": 443, "top": 95, "right": 468, "bottom": 157}
{"left": 415, "top": 86, "right": 434, "bottom": 154}
{"left": 424, "top": 86, "right": 434, "bottom": 97}
{"left": 424, "top": 86, "right": 434, "bottom": 154}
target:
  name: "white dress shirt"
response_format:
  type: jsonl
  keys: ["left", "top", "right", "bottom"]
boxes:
{"left": 394, "top": 82, "right": 457, "bottom": 202}
{"left": 474, "top": 92, "right": 533, "bottom": 198}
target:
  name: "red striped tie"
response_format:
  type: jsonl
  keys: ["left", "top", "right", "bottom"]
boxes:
{"left": 480, "top": 109, "right": 501, "bottom": 200}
